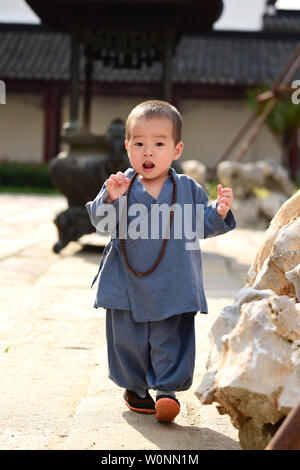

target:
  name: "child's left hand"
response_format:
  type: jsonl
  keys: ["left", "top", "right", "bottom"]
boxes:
{"left": 216, "top": 184, "right": 233, "bottom": 220}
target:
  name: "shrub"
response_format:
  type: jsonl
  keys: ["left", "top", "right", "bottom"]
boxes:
{"left": 0, "top": 161, "right": 60, "bottom": 193}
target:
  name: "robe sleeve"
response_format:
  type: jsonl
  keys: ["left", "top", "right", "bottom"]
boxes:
{"left": 195, "top": 181, "right": 236, "bottom": 239}
{"left": 85, "top": 183, "right": 123, "bottom": 237}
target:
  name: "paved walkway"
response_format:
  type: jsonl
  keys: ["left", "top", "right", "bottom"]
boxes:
{"left": 0, "top": 193, "right": 266, "bottom": 450}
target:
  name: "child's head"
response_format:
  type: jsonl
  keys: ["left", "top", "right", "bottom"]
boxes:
{"left": 125, "top": 100, "right": 183, "bottom": 179}
{"left": 126, "top": 100, "right": 182, "bottom": 145}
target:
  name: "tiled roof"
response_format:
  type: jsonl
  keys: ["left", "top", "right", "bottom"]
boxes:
{"left": 0, "top": 24, "right": 299, "bottom": 86}
{"left": 173, "top": 33, "right": 300, "bottom": 86}
{"left": 263, "top": 9, "right": 300, "bottom": 33}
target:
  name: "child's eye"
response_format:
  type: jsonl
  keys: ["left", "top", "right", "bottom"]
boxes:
{"left": 156, "top": 142, "right": 164, "bottom": 146}
{"left": 135, "top": 142, "right": 143, "bottom": 147}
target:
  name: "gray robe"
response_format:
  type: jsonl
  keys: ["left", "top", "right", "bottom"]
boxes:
{"left": 85, "top": 166, "right": 236, "bottom": 322}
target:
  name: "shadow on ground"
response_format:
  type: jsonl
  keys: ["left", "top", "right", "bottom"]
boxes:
{"left": 122, "top": 411, "right": 241, "bottom": 450}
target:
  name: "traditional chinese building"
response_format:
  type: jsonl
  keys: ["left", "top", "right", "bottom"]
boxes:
{"left": 0, "top": 1, "right": 299, "bottom": 178}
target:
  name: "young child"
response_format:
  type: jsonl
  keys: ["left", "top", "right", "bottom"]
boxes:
{"left": 85, "top": 100, "right": 235, "bottom": 423}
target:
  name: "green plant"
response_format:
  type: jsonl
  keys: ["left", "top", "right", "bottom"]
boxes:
{"left": 247, "top": 85, "right": 300, "bottom": 142}
{"left": 247, "top": 85, "right": 300, "bottom": 184}
{"left": 206, "top": 179, "right": 219, "bottom": 200}
{"left": 0, "top": 161, "right": 59, "bottom": 192}
{"left": 0, "top": 185, "right": 60, "bottom": 194}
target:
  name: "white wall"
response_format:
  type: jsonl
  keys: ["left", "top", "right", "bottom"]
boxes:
{"left": 0, "top": 93, "right": 282, "bottom": 168}
{"left": 62, "top": 95, "right": 282, "bottom": 167}
{"left": 180, "top": 99, "right": 281, "bottom": 166}
{"left": 61, "top": 94, "right": 145, "bottom": 136}
{"left": 0, "top": 93, "right": 44, "bottom": 163}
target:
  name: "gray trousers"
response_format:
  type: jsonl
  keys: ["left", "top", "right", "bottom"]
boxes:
{"left": 106, "top": 309, "right": 196, "bottom": 392}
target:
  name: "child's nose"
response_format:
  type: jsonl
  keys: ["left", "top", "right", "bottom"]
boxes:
{"left": 144, "top": 145, "right": 154, "bottom": 156}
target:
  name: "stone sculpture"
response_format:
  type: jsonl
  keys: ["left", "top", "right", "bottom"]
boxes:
{"left": 49, "top": 119, "right": 183, "bottom": 252}
{"left": 49, "top": 119, "right": 130, "bottom": 252}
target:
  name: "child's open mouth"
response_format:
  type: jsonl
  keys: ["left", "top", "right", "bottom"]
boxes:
{"left": 143, "top": 162, "right": 155, "bottom": 171}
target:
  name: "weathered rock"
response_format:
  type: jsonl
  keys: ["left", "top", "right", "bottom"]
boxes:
{"left": 286, "top": 264, "right": 300, "bottom": 302}
{"left": 249, "top": 217, "right": 300, "bottom": 298}
{"left": 230, "top": 192, "right": 289, "bottom": 231}
{"left": 217, "top": 161, "right": 263, "bottom": 199}
{"left": 196, "top": 287, "right": 276, "bottom": 405}
{"left": 197, "top": 295, "right": 300, "bottom": 450}
{"left": 259, "top": 191, "right": 288, "bottom": 220}
{"left": 216, "top": 160, "right": 296, "bottom": 229}
{"left": 217, "top": 160, "right": 295, "bottom": 199}
{"left": 291, "top": 340, "right": 300, "bottom": 378}
{"left": 182, "top": 160, "right": 208, "bottom": 187}
{"left": 231, "top": 197, "right": 268, "bottom": 230}
{"left": 247, "top": 190, "right": 300, "bottom": 287}
{"left": 196, "top": 189, "right": 300, "bottom": 449}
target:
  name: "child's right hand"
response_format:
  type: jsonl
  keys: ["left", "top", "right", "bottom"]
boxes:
{"left": 105, "top": 172, "right": 131, "bottom": 202}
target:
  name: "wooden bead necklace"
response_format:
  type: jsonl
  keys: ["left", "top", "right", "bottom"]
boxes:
{"left": 120, "top": 168, "right": 177, "bottom": 277}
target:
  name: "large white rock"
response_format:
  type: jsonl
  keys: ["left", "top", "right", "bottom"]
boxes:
{"left": 286, "top": 264, "right": 300, "bottom": 302}
{"left": 249, "top": 217, "right": 300, "bottom": 298}
{"left": 196, "top": 287, "right": 275, "bottom": 405}
{"left": 247, "top": 190, "right": 300, "bottom": 286}
{"left": 197, "top": 295, "right": 300, "bottom": 450}
{"left": 196, "top": 189, "right": 300, "bottom": 449}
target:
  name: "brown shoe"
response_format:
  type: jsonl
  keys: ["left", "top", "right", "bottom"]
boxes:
{"left": 155, "top": 395, "right": 180, "bottom": 422}
{"left": 123, "top": 389, "right": 156, "bottom": 414}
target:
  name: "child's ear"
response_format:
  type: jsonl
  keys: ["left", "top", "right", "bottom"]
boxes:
{"left": 174, "top": 141, "right": 183, "bottom": 160}
{"left": 124, "top": 140, "right": 128, "bottom": 152}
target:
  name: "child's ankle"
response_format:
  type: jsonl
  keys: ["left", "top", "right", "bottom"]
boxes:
{"left": 132, "top": 388, "right": 147, "bottom": 398}
{"left": 156, "top": 390, "right": 176, "bottom": 399}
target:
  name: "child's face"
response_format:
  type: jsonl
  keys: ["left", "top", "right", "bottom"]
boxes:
{"left": 125, "top": 117, "right": 183, "bottom": 181}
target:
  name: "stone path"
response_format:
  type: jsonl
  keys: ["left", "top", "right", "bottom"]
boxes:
{"left": 0, "top": 193, "right": 266, "bottom": 450}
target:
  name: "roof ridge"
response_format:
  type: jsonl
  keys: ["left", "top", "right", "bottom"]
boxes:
{"left": 0, "top": 23, "right": 48, "bottom": 32}
{"left": 0, "top": 23, "right": 299, "bottom": 41}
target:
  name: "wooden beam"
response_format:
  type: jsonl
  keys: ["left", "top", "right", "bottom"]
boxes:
{"left": 283, "top": 126, "right": 299, "bottom": 182}
{"left": 43, "top": 83, "right": 61, "bottom": 162}
{"left": 265, "top": 400, "right": 300, "bottom": 450}
{"left": 83, "top": 51, "right": 93, "bottom": 131}
{"left": 161, "top": 27, "right": 174, "bottom": 102}
{"left": 70, "top": 35, "right": 80, "bottom": 127}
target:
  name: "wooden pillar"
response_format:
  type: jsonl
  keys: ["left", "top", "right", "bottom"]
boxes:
{"left": 283, "top": 127, "right": 299, "bottom": 182}
{"left": 44, "top": 83, "right": 61, "bottom": 162}
{"left": 265, "top": 399, "right": 300, "bottom": 450}
{"left": 171, "top": 86, "right": 180, "bottom": 112}
{"left": 161, "top": 27, "right": 174, "bottom": 102}
{"left": 83, "top": 48, "right": 93, "bottom": 131}
{"left": 70, "top": 35, "right": 80, "bottom": 127}
{"left": 288, "top": 127, "right": 298, "bottom": 182}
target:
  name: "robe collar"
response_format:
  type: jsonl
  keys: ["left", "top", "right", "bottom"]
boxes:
{"left": 128, "top": 166, "right": 177, "bottom": 206}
